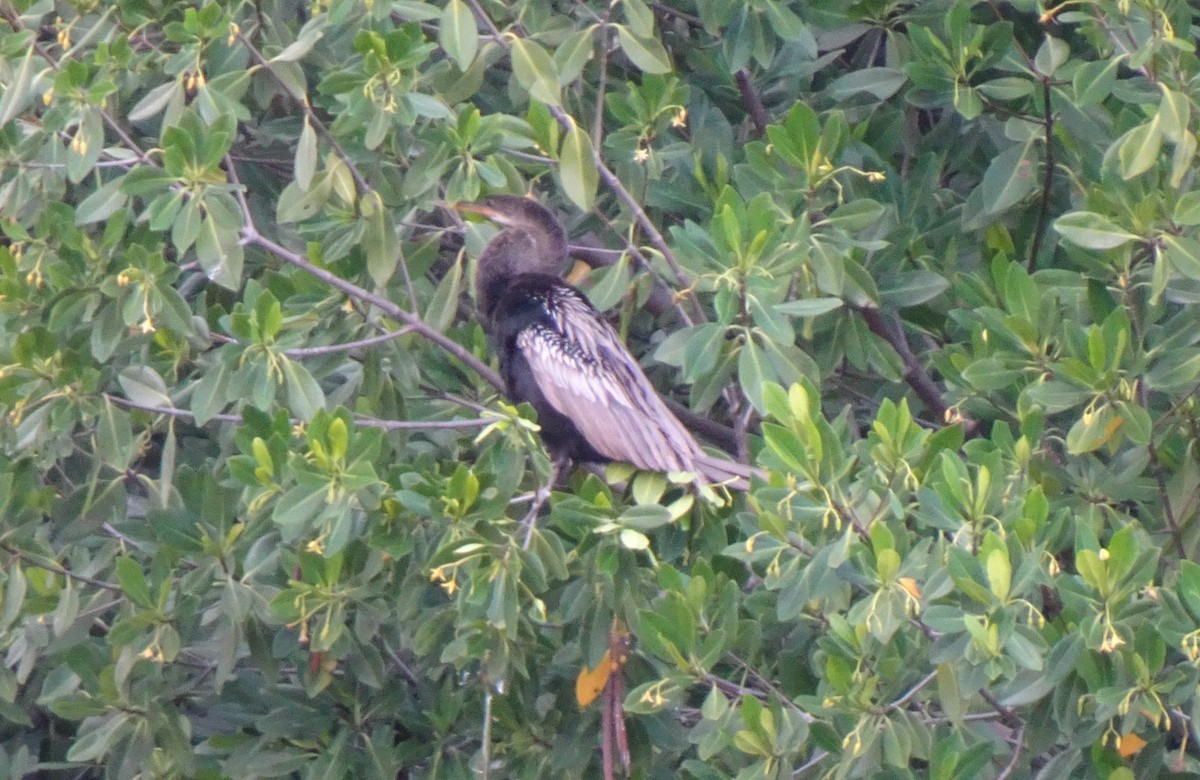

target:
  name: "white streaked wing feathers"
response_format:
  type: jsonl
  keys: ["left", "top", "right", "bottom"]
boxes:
{"left": 516, "top": 294, "right": 701, "bottom": 473}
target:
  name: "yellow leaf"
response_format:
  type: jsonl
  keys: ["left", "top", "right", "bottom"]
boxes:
{"left": 1116, "top": 731, "right": 1147, "bottom": 758}
{"left": 576, "top": 649, "right": 613, "bottom": 708}
{"left": 898, "top": 577, "right": 922, "bottom": 600}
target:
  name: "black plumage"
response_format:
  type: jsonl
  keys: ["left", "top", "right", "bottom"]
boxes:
{"left": 458, "top": 195, "right": 752, "bottom": 488}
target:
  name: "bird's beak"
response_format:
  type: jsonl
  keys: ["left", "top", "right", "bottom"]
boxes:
{"left": 452, "top": 200, "right": 502, "bottom": 222}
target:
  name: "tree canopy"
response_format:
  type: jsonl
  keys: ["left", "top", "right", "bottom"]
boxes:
{"left": 2, "top": 0, "right": 1200, "bottom": 777}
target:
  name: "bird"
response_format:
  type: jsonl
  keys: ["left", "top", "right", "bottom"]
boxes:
{"left": 455, "top": 194, "right": 754, "bottom": 491}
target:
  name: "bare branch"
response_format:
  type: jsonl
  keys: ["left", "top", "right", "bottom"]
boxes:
{"left": 232, "top": 27, "right": 371, "bottom": 196}
{"left": 224, "top": 156, "right": 504, "bottom": 391}
{"left": 735, "top": 69, "right": 770, "bottom": 137}
{"left": 105, "top": 393, "right": 492, "bottom": 431}
{"left": 855, "top": 305, "right": 975, "bottom": 435}
{"left": 284, "top": 326, "right": 418, "bottom": 358}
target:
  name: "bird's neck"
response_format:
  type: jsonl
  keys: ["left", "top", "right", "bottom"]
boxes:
{"left": 476, "top": 228, "right": 568, "bottom": 320}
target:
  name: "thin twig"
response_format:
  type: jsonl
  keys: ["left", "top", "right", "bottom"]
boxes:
{"left": 588, "top": 207, "right": 695, "bottom": 326}
{"left": 1027, "top": 77, "right": 1055, "bottom": 271}
{"left": 105, "top": 393, "right": 491, "bottom": 431}
{"left": 995, "top": 721, "right": 1027, "bottom": 780}
{"left": 1, "top": 543, "right": 120, "bottom": 591}
{"left": 546, "top": 104, "right": 705, "bottom": 321}
{"left": 283, "top": 326, "right": 418, "bottom": 358}
{"left": 224, "top": 156, "right": 504, "bottom": 390}
{"left": 232, "top": 28, "right": 371, "bottom": 195}
{"left": 886, "top": 670, "right": 937, "bottom": 710}
{"left": 1147, "top": 439, "right": 1187, "bottom": 559}
{"left": 463, "top": 0, "right": 505, "bottom": 41}
{"left": 592, "top": 7, "right": 612, "bottom": 150}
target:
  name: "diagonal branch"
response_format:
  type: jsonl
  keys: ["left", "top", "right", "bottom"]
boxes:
{"left": 232, "top": 27, "right": 371, "bottom": 196}
{"left": 1027, "top": 76, "right": 1055, "bottom": 271}
{"left": 225, "top": 157, "right": 504, "bottom": 391}
{"left": 735, "top": 69, "right": 770, "bottom": 137}
{"left": 856, "top": 305, "right": 975, "bottom": 434}
{"left": 106, "top": 393, "right": 492, "bottom": 431}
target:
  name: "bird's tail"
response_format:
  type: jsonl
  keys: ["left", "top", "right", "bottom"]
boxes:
{"left": 694, "top": 453, "right": 764, "bottom": 492}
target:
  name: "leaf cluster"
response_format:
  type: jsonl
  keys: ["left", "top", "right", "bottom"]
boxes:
{"left": 2, "top": 0, "right": 1200, "bottom": 778}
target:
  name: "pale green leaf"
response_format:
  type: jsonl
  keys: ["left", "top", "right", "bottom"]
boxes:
{"left": 1116, "top": 119, "right": 1162, "bottom": 180}
{"left": 615, "top": 25, "right": 671, "bottom": 74}
{"left": 295, "top": 118, "right": 317, "bottom": 191}
{"left": 74, "top": 179, "right": 128, "bottom": 225}
{"left": 1053, "top": 211, "right": 1139, "bottom": 249}
{"left": 510, "top": 37, "right": 561, "bottom": 105}
{"left": 980, "top": 140, "right": 1037, "bottom": 216}
{"left": 558, "top": 123, "right": 598, "bottom": 211}
{"left": 440, "top": 0, "right": 478, "bottom": 69}
{"left": 118, "top": 365, "right": 172, "bottom": 409}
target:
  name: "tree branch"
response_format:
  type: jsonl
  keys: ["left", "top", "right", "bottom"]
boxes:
{"left": 106, "top": 393, "right": 492, "bottom": 431}
{"left": 735, "top": 69, "right": 770, "bottom": 137}
{"left": 224, "top": 156, "right": 504, "bottom": 391}
{"left": 1027, "top": 76, "right": 1055, "bottom": 271}
{"left": 855, "top": 305, "right": 975, "bottom": 435}
{"left": 232, "top": 27, "right": 371, "bottom": 196}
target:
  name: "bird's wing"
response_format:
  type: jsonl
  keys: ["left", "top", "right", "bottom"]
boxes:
{"left": 516, "top": 292, "right": 702, "bottom": 474}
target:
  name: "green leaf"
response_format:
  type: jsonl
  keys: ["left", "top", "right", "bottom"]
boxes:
{"left": 1163, "top": 235, "right": 1200, "bottom": 280}
{"left": 985, "top": 548, "right": 1010, "bottom": 602}
{"left": 621, "top": 0, "right": 655, "bottom": 38}
{"left": 271, "top": 18, "right": 326, "bottom": 62}
{"left": 1146, "top": 348, "right": 1200, "bottom": 391}
{"left": 195, "top": 208, "right": 244, "bottom": 291}
{"left": 440, "top": 0, "right": 478, "bottom": 69}
{"left": 118, "top": 365, "right": 172, "bottom": 409}
{"left": 1053, "top": 211, "right": 1140, "bottom": 250}
{"left": 1033, "top": 35, "right": 1069, "bottom": 76}
{"left": 558, "top": 123, "right": 598, "bottom": 211}
{"left": 553, "top": 25, "right": 597, "bottom": 85}
{"left": 362, "top": 193, "right": 399, "bottom": 287}
{"left": 828, "top": 68, "right": 906, "bottom": 101}
{"left": 1116, "top": 118, "right": 1162, "bottom": 180}
{"left": 96, "top": 399, "right": 134, "bottom": 470}
{"left": 66, "top": 713, "right": 133, "bottom": 763}
{"left": 1158, "top": 85, "right": 1189, "bottom": 144}
{"left": 737, "top": 339, "right": 768, "bottom": 414}
{"left": 773, "top": 297, "right": 842, "bottom": 318}
{"left": 191, "top": 359, "right": 231, "bottom": 425}
{"left": 510, "top": 37, "right": 561, "bottom": 105}
{"left": 878, "top": 271, "right": 949, "bottom": 308}
{"left": 425, "top": 252, "right": 463, "bottom": 333}
{"left": 74, "top": 178, "right": 128, "bottom": 225}
{"left": 281, "top": 358, "right": 326, "bottom": 420}
{"left": 1022, "top": 380, "right": 1091, "bottom": 412}
{"left": 821, "top": 199, "right": 884, "bottom": 231}
{"left": 128, "top": 80, "right": 181, "bottom": 123}
{"left": 1065, "top": 404, "right": 1116, "bottom": 454}
{"left": 980, "top": 140, "right": 1037, "bottom": 216}
{"left": 614, "top": 25, "right": 672, "bottom": 74}
{"left": 1174, "top": 191, "right": 1200, "bottom": 226}
{"left": 1073, "top": 58, "right": 1119, "bottom": 105}
{"left": 295, "top": 118, "right": 318, "bottom": 191}
{"left": 1114, "top": 400, "right": 1151, "bottom": 446}
{"left": 0, "top": 45, "right": 35, "bottom": 127}
{"left": 115, "top": 557, "right": 154, "bottom": 609}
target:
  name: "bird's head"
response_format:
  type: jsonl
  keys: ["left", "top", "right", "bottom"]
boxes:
{"left": 454, "top": 195, "right": 566, "bottom": 248}
{"left": 453, "top": 194, "right": 571, "bottom": 318}
{"left": 455, "top": 195, "right": 569, "bottom": 272}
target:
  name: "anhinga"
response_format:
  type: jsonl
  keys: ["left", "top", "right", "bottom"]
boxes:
{"left": 457, "top": 195, "right": 752, "bottom": 490}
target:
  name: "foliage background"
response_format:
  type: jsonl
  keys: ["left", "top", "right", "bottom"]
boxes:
{"left": 2, "top": 0, "right": 1200, "bottom": 777}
